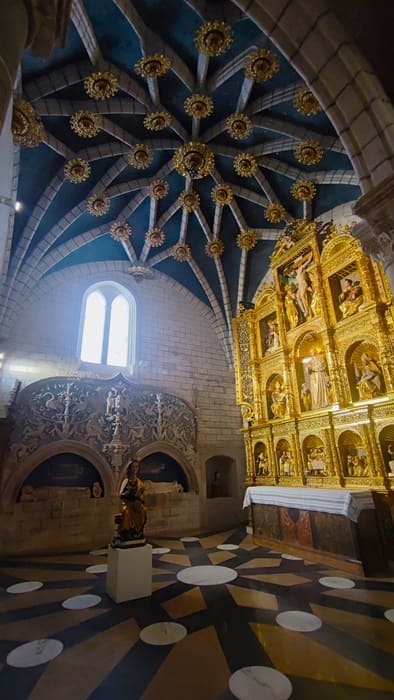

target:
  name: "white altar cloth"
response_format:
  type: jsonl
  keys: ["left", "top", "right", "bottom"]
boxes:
{"left": 243, "top": 486, "right": 375, "bottom": 523}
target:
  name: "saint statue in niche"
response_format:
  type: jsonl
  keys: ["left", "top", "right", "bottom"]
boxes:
{"left": 306, "top": 348, "right": 331, "bottom": 410}
{"left": 355, "top": 352, "right": 382, "bottom": 400}
{"left": 284, "top": 284, "right": 301, "bottom": 329}
{"left": 339, "top": 278, "right": 363, "bottom": 318}
{"left": 113, "top": 459, "right": 147, "bottom": 546}
{"left": 270, "top": 380, "right": 286, "bottom": 418}
{"left": 306, "top": 446, "right": 327, "bottom": 475}
{"left": 279, "top": 449, "right": 293, "bottom": 476}
{"left": 256, "top": 450, "right": 269, "bottom": 476}
{"left": 265, "top": 318, "right": 280, "bottom": 353}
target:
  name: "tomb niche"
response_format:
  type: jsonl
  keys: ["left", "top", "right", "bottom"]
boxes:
{"left": 233, "top": 218, "right": 394, "bottom": 493}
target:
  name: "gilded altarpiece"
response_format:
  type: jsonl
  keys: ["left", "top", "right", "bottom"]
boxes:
{"left": 233, "top": 220, "right": 394, "bottom": 494}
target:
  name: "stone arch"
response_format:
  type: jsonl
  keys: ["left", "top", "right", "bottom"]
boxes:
{"left": 235, "top": 0, "right": 393, "bottom": 190}
{"left": 121, "top": 440, "right": 199, "bottom": 495}
{"left": 2, "top": 440, "right": 114, "bottom": 503}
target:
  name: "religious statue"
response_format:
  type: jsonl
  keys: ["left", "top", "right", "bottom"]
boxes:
{"left": 113, "top": 459, "right": 147, "bottom": 546}
{"left": 307, "top": 447, "right": 326, "bottom": 475}
{"left": 292, "top": 253, "right": 313, "bottom": 320}
{"left": 284, "top": 284, "right": 300, "bottom": 329}
{"left": 355, "top": 352, "right": 382, "bottom": 400}
{"left": 279, "top": 450, "right": 293, "bottom": 476}
{"left": 339, "top": 278, "right": 363, "bottom": 318}
{"left": 309, "top": 274, "right": 321, "bottom": 318}
{"left": 256, "top": 450, "right": 269, "bottom": 476}
{"left": 306, "top": 348, "right": 331, "bottom": 410}
{"left": 266, "top": 318, "right": 280, "bottom": 352}
{"left": 270, "top": 380, "right": 286, "bottom": 418}
{"left": 300, "top": 382, "right": 312, "bottom": 412}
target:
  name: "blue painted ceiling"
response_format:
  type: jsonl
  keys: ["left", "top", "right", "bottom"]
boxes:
{"left": 13, "top": 0, "right": 360, "bottom": 317}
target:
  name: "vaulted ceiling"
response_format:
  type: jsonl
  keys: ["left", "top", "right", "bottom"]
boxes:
{"left": 9, "top": 0, "right": 361, "bottom": 333}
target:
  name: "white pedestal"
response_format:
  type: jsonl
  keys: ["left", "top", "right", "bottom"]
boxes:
{"left": 105, "top": 544, "right": 152, "bottom": 603}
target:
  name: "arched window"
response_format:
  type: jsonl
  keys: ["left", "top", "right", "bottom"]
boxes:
{"left": 79, "top": 283, "right": 135, "bottom": 369}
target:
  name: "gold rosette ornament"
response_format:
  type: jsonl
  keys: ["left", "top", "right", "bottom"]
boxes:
{"left": 84, "top": 72, "right": 119, "bottom": 100}
{"left": 12, "top": 100, "right": 43, "bottom": 147}
{"left": 143, "top": 111, "right": 171, "bottom": 131}
{"left": 234, "top": 152, "right": 258, "bottom": 178}
{"left": 265, "top": 202, "right": 286, "bottom": 223}
{"left": 294, "top": 140, "right": 323, "bottom": 166}
{"left": 205, "top": 239, "right": 224, "bottom": 258}
{"left": 244, "top": 48, "right": 280, "bottom": 82}
{"left": 226, "top": 113, "right": 252, "bottom": 140}
{"left": 148, "top": 179, "right": 169, "bottom": 200}
{"left": 290, "top": 179, "right": 316, "bottom": 201}
{"left": 128, "top": 144, "right": 154, "bottom": 169}
{"left": 110, "top": 221, "right": 131, "bottom": 241}
{"left": 178, "top": 189, "right": 200, "bottom": 212}
{"left": 184, "top": 94, "right": 213, "bottom": 119}
{"left": 173, "top": 242, "right": 192, "bottom": 262}
{"left": 145, "top": 227, "right": 165, "bottom": 247}
{"left": 194, "top": 21, "right": 233, "bottom": 57}
{"left": 135, "top": 54, "right": 171, "bottom": 79}
{"left": 293, "top": 86, "right": 321, "bottom": 116}
{"left": 64, "top": 158, "right": 91, "bottom": 184}
{"left": 86, "top": 193, "right": 110, "bottom": 216}
{"left": 211, "top": 183, "right": 233, "bottom": 206}
{"left": 173, "top": 142, "right": 214, "bottom": 179}
{"left": 70, "top": 111, "right": 101, "bottom": 138}
{"left": 236, "top": 229, "right": 257, "bottom": 251}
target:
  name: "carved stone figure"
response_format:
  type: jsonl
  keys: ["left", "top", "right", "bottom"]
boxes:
{"left": 256, "top": 451, "right": 269, "bottom": 476}
{"left": 114, "top": 459, "right": 147, "bottom": 545}
{"left": 270, "top": 380, "right": 286, "bottom": 418}
{"left": 266, "top": 319, "right": 280, "bottom": 352}
{"left": 339, "top": 278, "right": 363, "bottom": 318}
{"left": 284, "top": 284, "right": 300, "bottom": 329}
{"left": 279, "top": 450, "right": 293, "bottom": 476}
{"left": 356, "top": 352, "right": 382, "bottom": 400}
{"left": 306, "top": 348, "right": 331, "bottom": 409}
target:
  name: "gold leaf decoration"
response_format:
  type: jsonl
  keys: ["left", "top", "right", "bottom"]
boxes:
{"left": 128, "top": 144, "right": 154, "bottom": 169}
{"left": 244, "top": 48, "right": 280, "bottom": 82}
{"left": 12, "top": 100, "right": 44, "bottom": 147}
{"left": 173, "top": 141, "right": 214, "bottom": 179}
{"left": 226, "top": 112, "right": 252, "bottom": 140}
{"left": 143, "top": 111, "right": 171, "bottom": 131}
{"left": 135, "top": 54, "right": 171, "bottom": 79}
{"left": 84, "top": 72, "right": 119, "bottom": 100}
{"left": 70, "top": 111, "right": 101, "bottom": 138}
{"left": 64, "top": 158, "right": 91, "bottom": 183}
{"left": 290, "top": 179, "right": 316, "bottom": 201}
{"left": 211, "top": 183, "right": 234, "bottom": 206}
{"left": 148, "top": 179, "right": 169, "bottom": 200}
{"left": 194, "top": 21, "right": 233, "bottom": 57}
{"left": 173, "top": 242, "right": 192, "bottom": 262}
{"left": 145, "top": 227, "right": 165, "bottom": 247}
{"left": 234, "top": 152, "right": 258, "bottom": 178}
{"left": 205, "top": 239, "right": 224, "bottom": 258}
{"left": 236, "top": 229, "right": 257, "bottom": 250}
{"left": 294, "top": 140, "right": 323, "bottom": 166}
{"left": 178, "top": 189, "right": 200, "bottom": 212}
{"left": 110, "top": 221, "right": 131, "bottom": 241}
{"left": 86, "top": 193, "right": 110, "bottom": 216}
{"left": 293, "top": 86, "right": 322, "bottom": 116}
{"left": 265, "top": 202, "right": 286, "bottom": 223}
{"left": 184, "top": 94, "right": 213, "bottom": 119}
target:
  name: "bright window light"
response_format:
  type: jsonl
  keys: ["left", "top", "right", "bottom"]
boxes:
{"left": 80, "top": 290, "right": 106, "bottom": 363}
{"left": 107, "top": 295, "right": 129, "bottom": 367}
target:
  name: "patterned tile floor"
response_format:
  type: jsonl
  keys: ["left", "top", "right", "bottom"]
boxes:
{"left": 0, "top": 528, "right": 394, "bottom": 699}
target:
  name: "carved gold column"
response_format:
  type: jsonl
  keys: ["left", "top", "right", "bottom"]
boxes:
{"left": 266, "top": 430, "right": 277, "bottom": 482}
{"left": 0, "top": 0, "right": 72, "bottom": 133}
{"left": 366, "top": 411, "right": 386, "bottom": 481}
{"left": 291, "top": 429, "right": 305, "bottom": 484}
{"left": 372, "top": 309, "right": 394, "bottom": 393}
{"left": 243, "top": 429, "right": 255, "bottom": 483}
{"left": 322, "top": 329, "right": 346, "bottom": 406}
{"left": 362, "top": 424, "right": 378, "bottom": 478}
{"left": 325, "top": 427, "right": 342, "bottom": 482}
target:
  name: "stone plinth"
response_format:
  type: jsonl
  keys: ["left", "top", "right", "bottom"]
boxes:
{"left": 106, "top": 543, "right": 152, "bottom": 603}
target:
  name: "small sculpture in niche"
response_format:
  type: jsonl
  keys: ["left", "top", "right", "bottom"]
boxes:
{"left": 306, "top": 446, "right": 326, "bottom": 475}
{"left": 270, "top": 379, "right": 286, "bottom": 418}
{"left": 306, "top": 348, "right": 331, "bottom": 410}
{"left": 265, "top": 318, "right": 280, "bottom": 353}
{"left": 92, "top": 481, "right": 103, "bottom": 498}
{"left": 309, "top": 272, "right": 321, "bottom": 318}
{"left": 113, "top": 459, "right": 147, "bottom": 546}
{"left": 256, "top": 449, "right": 269, "bottom": 476}
{"left": 339, "top": 278, "right": 363, "bottom": 318}
{"left": 355, "top": 352, "right": 382, "bottom": 400}
{"left": 284, "top": 284, "right": 300, "bottom": 329}
{"left": 346, "top": 453, "right": 368, "bottom": 477}
{"left": 279, "top": 449, "right": 293, "bottom": 476}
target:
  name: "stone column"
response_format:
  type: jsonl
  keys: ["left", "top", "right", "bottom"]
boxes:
{"left": 0, "top": 0, "right": 72, "bottom": 134}
{"left": 353, "top": 175, "right": 394, "bottom": 294}
{"left": 0, "top": 101, "right": 16, "bottom": 277}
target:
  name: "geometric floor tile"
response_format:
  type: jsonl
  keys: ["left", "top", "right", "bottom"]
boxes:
{"left": 85, "top": 564, "right": 108, "bottom": 574}
{"left": 62, "top": 594, "right": 102, "bottom": 609}
{"left": 241, "top": 572, "right": 311, "bottom": 586}
{"left": 177, "top": 565, "right": 238, "bottom": 585}
{"left": 6, "top": 639, "right": 63, "bottom": 668}
{"left": 276, "top": 610, "right": 322, "bottom": 632}
{"left": 250, "top": 622, "right": 394, "bottom": 692}
{"left": 226, "top": 584, "right": 279, "bottom": 611}
{"left": 207, "top": 551, "right": 236, "bottom": 565}
{"left": 139, "top": 622, "right": 187, "bottom": 645}
{"left": 319, "top": 576, "right": 355, "bottom": 589}
{"left": 6, "top": 581, "right": 43, "bottom": 594}
{"left": 311, "top": 603, "right": 394, "bottom": 654}
{"left": 229, "top": 666, "right": 292, "bottom": 700}
{"left": 384, "top": 609, "right": 394, "bottom": 622}
{"left": 160, "top": 554, "right": 191, "bottom": 567}
{"left": 161, "top": 587, "right": 207, "bottom": 619}
{"left": 237, "top": 557, "right": 281, "bottom": 569}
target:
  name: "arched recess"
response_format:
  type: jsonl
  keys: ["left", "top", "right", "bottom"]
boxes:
{"left": 122, "top": 441, "right": 199, "bottom": 495}
{"left": 2, "top": 440, "right": 114, "bottom": 503}
{"left": 233, "top": 0, "right": 394, "bottom": 190}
